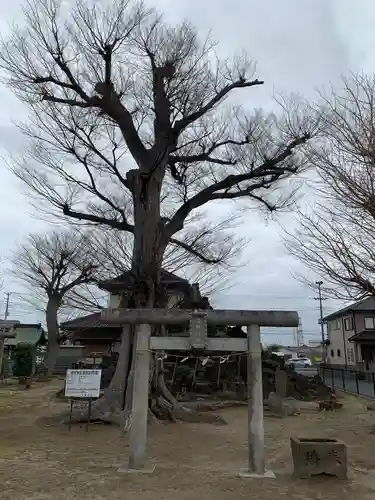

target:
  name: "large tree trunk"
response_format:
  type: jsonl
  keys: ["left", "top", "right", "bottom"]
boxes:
{"left": 45, "top": 296, "right": 61, "bottom": 377}
{"left": 52, "top": 169, "right": 167, "bottom": 424}
{"left": 65, "top": 326, "right": 135, "bottom": 426}
{"left": 48, "top": 169, "right": 223, "bottom": 426}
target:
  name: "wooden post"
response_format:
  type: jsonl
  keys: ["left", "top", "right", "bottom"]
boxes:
{"left": 122, "top": 323, "right": 154, "bottom": 473}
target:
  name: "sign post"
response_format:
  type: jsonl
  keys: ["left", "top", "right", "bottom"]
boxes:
{"left": 65, "top": 369, "right": 102, "bottom": 431}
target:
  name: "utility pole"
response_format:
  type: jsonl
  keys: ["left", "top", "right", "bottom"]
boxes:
{"left": 295, "top": 316, "right": 304, "bottom": 357}
{"left": 314, "top": 281, "right": 326, "bottom": 363}
{"left": 4, "top": 292, "right": 10, "bottom": 320}
{"left": 0, "top": 292, "right": 10, "bottom": 378}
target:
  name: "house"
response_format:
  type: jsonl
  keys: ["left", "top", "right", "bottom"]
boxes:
{"left": 323, "top": 296, "right": 375, "bottom": 371}
{"left": 3, "top": 322, "right": 46, "bottom": 350}
{"left": 61, "top": 270, "right": 195, "bottom": 356}
{"left": 1, "top": 322, "right": 46, "bottom": 376}
{"left": 273, "top": 347, "right": 295, "bottom": 359}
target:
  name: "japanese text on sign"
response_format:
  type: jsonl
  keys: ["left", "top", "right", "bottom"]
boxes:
{"left": 65, "top": 369, "right": 102, "bottom": 399}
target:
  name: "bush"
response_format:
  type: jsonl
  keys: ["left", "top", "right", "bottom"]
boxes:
{"left": 13, "top": 344, "right": 34, "bottom": 378}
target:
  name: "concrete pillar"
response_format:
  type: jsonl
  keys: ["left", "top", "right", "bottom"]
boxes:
{"left": 125, "top": 323, "right": 152, "bottom": 472}
{"left": 247, "top": 324, "right": 265, "bottom": 474}
{"left": 238, "top": 324, "right": 274, "bottom": 478}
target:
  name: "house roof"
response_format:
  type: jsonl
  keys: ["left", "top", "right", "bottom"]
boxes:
{"left": 323, "top": 296, "right": 375, "bottom": 322}
{"left": 99, "top": 269, "right": 190, "bottom": 292}
{"left": 61, "top": 312, "right": 121, "bottom": 331}
{"left": 348, "top": 329, "right": 375, "bottom": 344}
{"left": 5, "top": 324, "right": 45, "bottom": 347}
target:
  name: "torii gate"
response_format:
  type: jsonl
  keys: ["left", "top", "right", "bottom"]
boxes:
{"left": 101, "top": 308, "right": 298, "bottom": 478}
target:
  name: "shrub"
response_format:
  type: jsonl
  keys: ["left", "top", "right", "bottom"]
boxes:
{"left": 13, "top": 344, "right": 34, "bottom": 378}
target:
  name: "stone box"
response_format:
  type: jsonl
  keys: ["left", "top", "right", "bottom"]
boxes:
{"left": 290, "top": 437, "right": 347, "bottom": 479}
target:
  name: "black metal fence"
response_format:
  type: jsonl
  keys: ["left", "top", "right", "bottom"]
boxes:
{"left": 319, "top": 366, "right": 375, "bottom": 399}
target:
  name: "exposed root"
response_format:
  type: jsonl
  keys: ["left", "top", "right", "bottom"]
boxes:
{"left": 182, "top": 400, "right": 247, "bottom": 412}
{"left": 41, "top": 393, "right": 227, "bottom": 427}
{"left": 39, "top": 395, "right": 123, "bottom": 427}
{"left": 42, "top": 361, "right": 228, "bottom": 428}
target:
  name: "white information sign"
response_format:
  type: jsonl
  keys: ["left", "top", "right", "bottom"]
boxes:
{"left": 65, "top": 369, "right": 102, "bottom": 399}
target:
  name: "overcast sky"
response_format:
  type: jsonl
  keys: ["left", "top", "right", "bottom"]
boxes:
{"left": 0, "top": 0, "right": 371, "bottom": 344}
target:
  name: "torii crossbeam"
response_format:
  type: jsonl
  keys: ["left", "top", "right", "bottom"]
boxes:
{"left": 101, "top": 308, "right": 298, "bottom": 478}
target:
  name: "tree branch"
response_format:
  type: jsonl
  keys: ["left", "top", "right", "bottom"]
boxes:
{"left": 169, "top": 154, "right": 236, "bottom": 166}
{"left": 60, "top": 266, "right": 98, "bottom": 295}
{"left": 62, "top": 205, "right": 135, "bottom": 232}
{"left": 169, "top": 237, "right": 221, "bottom": 264}
{"left": 173, "top": 78, "right": 264, "bottom": 134}
{"left": 167, "top": 134, "right": 310, "bottom": 235}
{"left": 94, "top": 83, "right": 150, "bottom": 166}
{"left": 211, "top": 190, "right": 278, "bottom": 211}
{"left": 41, "top": 94, "right": 95, "bottom": 108}
{"left": 169, "top": 137, "right": 251, "bottom": 166}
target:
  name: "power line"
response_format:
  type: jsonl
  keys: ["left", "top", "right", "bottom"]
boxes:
{"left": 218, "top": 292, "right": 339, "bottom": 301}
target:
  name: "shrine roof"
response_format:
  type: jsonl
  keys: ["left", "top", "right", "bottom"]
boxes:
{"left": 61, "top": 312, "right": 120, "bottom": 331}
{"left": 98, "top": 269, "right": 190, "bottom": 292}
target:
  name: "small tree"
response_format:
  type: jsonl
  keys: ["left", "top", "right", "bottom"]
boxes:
{"left": 285, "top": 74, "right": 375, "bottom": 299}
{"left": 12, "top": 230, "right": 98, "bottom": 375}
{"left": 268, "top": 344, "right": 281, "bottom": 353}
{"left": 13, "top": 343, "right": 34, "bottom": 387}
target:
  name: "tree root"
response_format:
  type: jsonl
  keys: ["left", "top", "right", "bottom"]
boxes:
{"left": 42, "top": 362, "right": 229, "bottom": 428}
{"left": 183, "top": 400, "right": 247, "bottom": 412}
{"left": 40, "top": 395, "right": 123, "bottom": 427}
{"left": 40, "top": 393, "right": 227, "bottom": 427}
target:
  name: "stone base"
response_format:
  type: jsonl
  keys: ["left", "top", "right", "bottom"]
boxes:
{"left": 237, "top": 469, "right": 276, "bottom": 479}
{"left": 118, "top": 465, "right": 155, "bottom": 474}
{"left": 290, "top": 437, "right": 347, "bottom": 480}
{"left": 267, "top": 393, "right": 299, "bottom": 417}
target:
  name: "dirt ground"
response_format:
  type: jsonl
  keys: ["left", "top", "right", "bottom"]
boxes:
{"left": 1, "top": 381, "right": 375, "bottom": 500}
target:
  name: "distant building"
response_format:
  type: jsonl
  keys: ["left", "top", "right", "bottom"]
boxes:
{"left": 276, "top": 347, "right": 296, "bottom": 359}
{"left": 324, "top": 296, "right": 375, "bottom": 371}
{"left": 308, "top": 340, "right": 322, "bottom": 348}
{"left": 0, "top": 320, "right": 45, "bottom": 350}
{"left": 61, "top": 270, "right": 196, "bottom": 356}
{"left": 272, "top": 344, "right": 321, "bottom": 362}
{"left": 4, "top": 323, "right": 45, "bottom": 349}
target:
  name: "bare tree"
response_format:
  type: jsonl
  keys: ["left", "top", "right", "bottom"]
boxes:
{"left": 285, "top": 73, "right": 375, "bottom": 300}
{"left": 62, "top": 217, "right": 243, "bottom": 319}
{"left": 87, "top": 213, "right": 244, "bottom": 298}
{"left": 12, "top": 230, "right": 98, "bottom": 375}
{"left": 0, "top": 0, "right": 320, "bottom": 422}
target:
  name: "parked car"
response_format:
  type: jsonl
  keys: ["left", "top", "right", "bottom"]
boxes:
{"left": 286, "top": 357, "right": 312, "bottom": 368}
